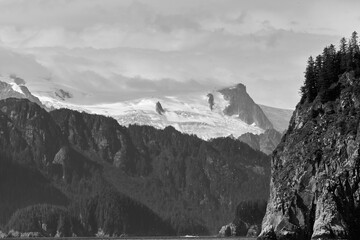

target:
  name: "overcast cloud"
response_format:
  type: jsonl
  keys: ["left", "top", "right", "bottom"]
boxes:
{"left": 0, "top": 0, "right": 359, "bottom": 108}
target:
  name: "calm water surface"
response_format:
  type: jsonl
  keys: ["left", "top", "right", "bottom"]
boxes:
{"left": 14, "top": 237, "right": 255, "bottom": 240}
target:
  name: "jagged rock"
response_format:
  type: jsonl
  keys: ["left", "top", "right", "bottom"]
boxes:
{"left": 0, "top": 231, "right": 6, "bottom": 239}
{"left": 258, "top": 225, "right": 277, "bottom": 240}
{"left": 55, "top": 89, "right": 72, "bottom": 100}
{"left": 0, "top": 79, "right": 46, "bottom": 109}
{"left": 207, "top": 93, "right": 215, "bottom": 110}
{"left": 156, "top": 101, "right": 165, "bottom": 115}
{"left": 218, "top": 223, "right": 237, "bottom": 237}
{"left": 259, "top": 72, "right": 360, "bottom": 240}
{"left": 219, "top": 83, "right": 273, "bottom": 130}
{"left": 219, "top": 220, "right": 249, "bottom": 237}
{"left": 247, "top": 224, "right": 261, "bottom": 237}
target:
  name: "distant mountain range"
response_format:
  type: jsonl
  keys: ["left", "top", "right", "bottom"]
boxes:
{"left": 0, "top": 71, "right": 296, "bottom": 237}
{"left": 0, "top": 75, "right": 292, "bottom": 148}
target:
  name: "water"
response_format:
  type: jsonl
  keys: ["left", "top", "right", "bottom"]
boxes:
{"left": 15, "top": 237, "right": 255, "bottom": 240}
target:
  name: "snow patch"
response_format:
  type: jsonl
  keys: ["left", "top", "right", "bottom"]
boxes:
{"left": 9, "top": 82, "right": 24, "bottom": 95}
{"left": 36, "top": 92, "right": 264, "bottom": 140}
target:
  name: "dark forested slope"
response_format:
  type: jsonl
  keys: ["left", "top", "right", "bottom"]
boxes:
{"left": 0, "top": 98, "right": 270, "bottom": 236}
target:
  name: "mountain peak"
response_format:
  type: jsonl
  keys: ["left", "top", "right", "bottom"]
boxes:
{"left": 234, "top": 83, "right": 246, "bottom": 91}
{"left": 0, "top": 76, "right": 46, "bottom": 110}
{"left": 218, "top": 83, "right": 273, "bottom": 130}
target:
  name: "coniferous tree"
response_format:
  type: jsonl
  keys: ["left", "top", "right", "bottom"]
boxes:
{"left": 350, "top": 31, "right": 360, "bottom": 55}
{"left": 301, "top": 31, "right": 360, "bottom": 103}
{"left": 314, "top": 54, "right": 323, "bottom": 79}
{"left": 318, "top": 46, "right": 335, "bottom": 93}
{"left": 302, "top": 56, "right": 317, "bottom": 102}
{"left": 350, "top": 31, "right": 360, "bottom": 76}
{"left": 339, "top": 37, "right": 348, "bottom": 72}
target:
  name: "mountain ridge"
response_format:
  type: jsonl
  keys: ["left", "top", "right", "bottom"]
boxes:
{"left": 0, "top": 97, "right": 271, "bottom": 236}
{"left": 35, "top": 82, "right": 292, "bottom": 141}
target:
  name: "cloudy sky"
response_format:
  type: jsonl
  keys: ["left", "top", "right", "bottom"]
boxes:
{"left": 0, "top": 0, "right": 359, "bottom": 108}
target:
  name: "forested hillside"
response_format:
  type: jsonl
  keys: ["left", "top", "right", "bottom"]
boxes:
{"left": 0, "top": 98, "right": 270, "bottom": 237}
{"left": 301, "top": 31, "right": 360, "bottom": 104}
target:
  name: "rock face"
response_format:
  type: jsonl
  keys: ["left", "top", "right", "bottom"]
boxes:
{"left": 219, "top": 84, "right": 273, "bottom": 130}
{"left": 54, "top": 89, "right": 73, "bottom": 101}
{"left": 239, "top": 129, "right": 283, "bottom": 155}
{"left": 0, "top": 80, "right": 45, "bottom": 109}
{"left": 207, "top": 93, "right": 215, "bottom": 110}
{"left": 259, "top": 72, "right": 360, "bottom": 240}
{"left": 156, "top": 101, "right": 165, "bottom": 115}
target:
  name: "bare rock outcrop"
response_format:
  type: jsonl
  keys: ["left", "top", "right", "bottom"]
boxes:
{"left": 219, "top": 84, "right": 273, "bottom": 130}
{"left": 259, "top": 72, "right": 360, "bottom": 240}
{"left": 156, "top": 101, "right": 165, "bottom": 115}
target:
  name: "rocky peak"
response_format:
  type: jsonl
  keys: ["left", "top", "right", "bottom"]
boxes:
{"left": 54, "top": 89, "right": 73, "bottom": 101}
{"left": 259, "top": 71, "right": 360, "bottom": 240}
{"left": 0, "top": 78, "right": 46, "bottom": 109}
{"left": 207, "top": 93, "right": 215, "bottom": 110}
{"left": 219, "top": 84, "right": 273, "bottom": 130}
{"left": 155, "top": 101, "right": 165, "bottom": 115}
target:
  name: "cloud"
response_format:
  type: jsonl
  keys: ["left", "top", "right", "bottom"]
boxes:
{"left": 0, "top": 0, "right": 359, "bottom": 108}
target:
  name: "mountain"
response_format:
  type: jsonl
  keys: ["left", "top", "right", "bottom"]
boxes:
{"left": 0, "top": 98, "right": 173, "bottom": 237}
{"left": 258, "top": 105, "right": 293, "bottom": 133}
{"left": 0, "top": 75, "right": 45, "bottom": 109}
{"left": 36, "top": 83, "right": 292, "bottom": 141}
{"left": 219, "top": 84, "right": 273, "bottom": 130}
{"left": 259, "top": 71, "right": 360, "bottom": 239}
{"left": 0, "top": 73, "right": 292, "bottom": 141}
{"left": 238, "top": 129, "right": 283, "bottom": 155}
{"left": 0, "top": 98, "right": 270, "bottom": 236}
{"left": 37, "top": 87, "right": 265, "bottom": 140}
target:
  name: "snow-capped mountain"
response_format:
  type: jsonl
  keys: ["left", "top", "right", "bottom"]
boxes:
{"left": 0, "top": 73, "right": 292, "bottom": 140}
{"left": 0, "top": 75, "right": 45, "bottom": 109}
{"left": 37, "top": 90, "right": 264, "bottom": 140}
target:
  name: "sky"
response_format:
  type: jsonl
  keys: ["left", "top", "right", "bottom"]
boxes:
{"left": 0, "top": 0, "right": 359, "bottom": 109}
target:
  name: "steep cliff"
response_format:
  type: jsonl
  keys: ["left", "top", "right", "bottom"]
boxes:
{"left": 259, "top": 72, "right": 360, "bottom": 240}
{"left": 0, "top": 80, "right": 45, "bottom": 109}
{"left": 219, "top": 84, "right": 273, "bottom": 130}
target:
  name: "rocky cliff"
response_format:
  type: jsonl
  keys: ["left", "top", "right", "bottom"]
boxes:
{"left": 219, "top": 84, "right": 273, "bottom": 130}
{"left": 0, "top": 80, "right": 45, "bottom": 109}
{"left": 259, "top": 72, "right": 360, "bottom": 240}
